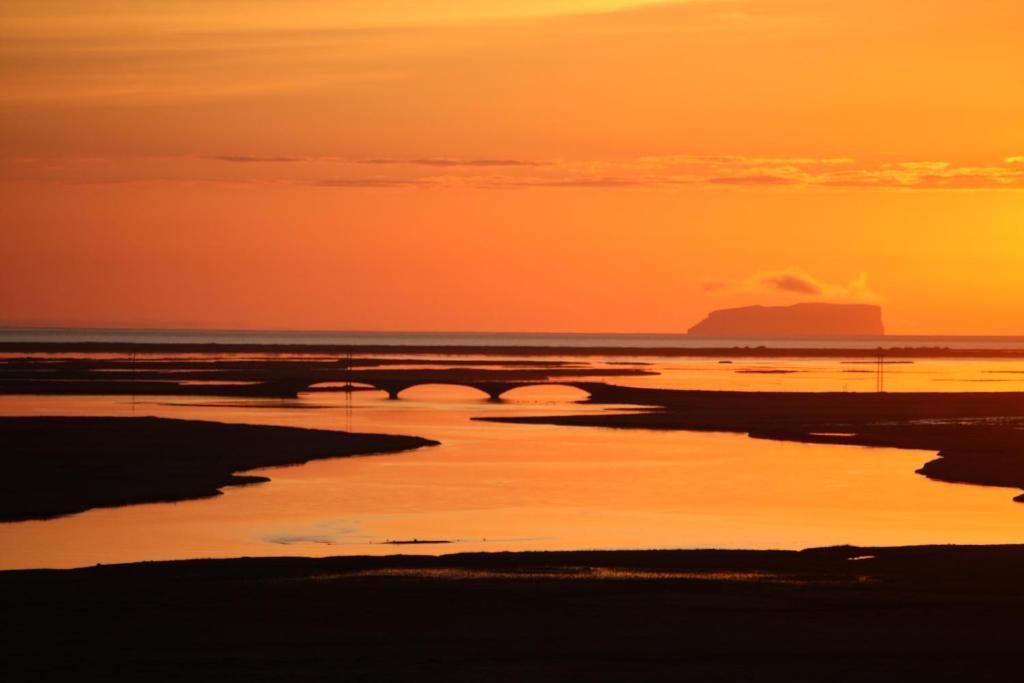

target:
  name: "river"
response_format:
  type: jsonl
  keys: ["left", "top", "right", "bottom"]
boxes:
{"left": 2, "top": 381, "right": 1023, "bottom": 569}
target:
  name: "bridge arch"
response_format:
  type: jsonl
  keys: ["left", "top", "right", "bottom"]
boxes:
{"left": 372, "top": 380, "right": 595, "bottom": 401}
{"left": 497, "top": 383, "right": 593, "bottom": 402}
{"left": 381, "top": 382, "right": 496, "bottom": 401}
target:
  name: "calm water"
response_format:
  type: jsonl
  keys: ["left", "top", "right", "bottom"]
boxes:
{"left": 6, "top": 325, "right": 1024, "bottom": 349}
{"left": 2, "top": 383, "right": 1024, "bottom": 570}
{"left": 602, "top": 356, "right": 1024, "bottom": 392}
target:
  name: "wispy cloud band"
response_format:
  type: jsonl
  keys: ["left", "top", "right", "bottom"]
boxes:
{"left": 4, "top": 154, "right": 1024, "bottom": 191}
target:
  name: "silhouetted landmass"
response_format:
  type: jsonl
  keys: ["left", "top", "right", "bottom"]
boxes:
{"left": 0, "top": 417, "right": 438, "bottom": 522}
{"left": 917, "top": 449, "right": 1024, "bottom": 497}
{"left": 4, "top": 544, "right": 1024, "bottom": 681}
{"left": 0, "top": 356, "right": 654, "bottom": 398}
{"left": 688, "top": 302, "right": 885, "bottom": 336}
{"left": 489, "top": 384, "right": 1024, "bottom": 502}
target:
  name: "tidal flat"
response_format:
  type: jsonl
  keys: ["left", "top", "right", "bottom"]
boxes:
{"left": 4, "top": 347, "right": 1024, "bottom": 679}
{"left": 5, "top": 544, "right": 1024, "bottom": 681}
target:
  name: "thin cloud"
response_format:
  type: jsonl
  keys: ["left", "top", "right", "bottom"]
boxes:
{"left": 360, "top": 158, "right": 552, "bottom": 167}
{"left": 475, "top": 175, "right": 690, "bottom": 189}
{"left": 891, "top": 161, "right": 951, "bottom": 171}
{"left": 638, "top": 155, "right": 854, "bottom": 167}
{"left": 709, "top": 268, "right": 882, "bottom": 303}
{"left": 707, "top": 174, "right": 800, "bottom": 186}
{"left": 760, "top": 272, "right": 822, "bottom": 295}
{"left": 7, "top": 154, "right": 1024, "bottom": 192}
{"left": 817, "top": 165, "right": 1024, "bottom": 189}
{"left": 312, "top": 178, "right": 429, "bottom": 188}
{"left": 205, "top": 155, "right": 306, "bottom": 163}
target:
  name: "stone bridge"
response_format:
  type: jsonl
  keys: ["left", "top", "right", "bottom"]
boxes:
{"left": 259, "top": 378, "right": 616, "bottom": 401}
{"left": 360, "top": 380, "right": 597, "bottom": 401}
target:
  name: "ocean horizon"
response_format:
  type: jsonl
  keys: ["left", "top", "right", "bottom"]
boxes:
{"left": 4, "top": 325, "right": 1024, "bottom": 350}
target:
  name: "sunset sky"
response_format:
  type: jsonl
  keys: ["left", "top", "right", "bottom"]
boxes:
{"left": 2, "top": 0, "right": 1023, "bottom": 334}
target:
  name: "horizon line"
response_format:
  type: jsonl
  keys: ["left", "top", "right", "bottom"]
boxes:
{"left": 4, "top": 324, "right": 1024, "bottom": 340}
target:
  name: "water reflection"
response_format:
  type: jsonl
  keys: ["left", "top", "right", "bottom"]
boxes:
{"left": 1, "top": 384, "right": 1023, "bottom": 570}
{"left": 598, "top": 357, "right": 1024, "bottom": 393}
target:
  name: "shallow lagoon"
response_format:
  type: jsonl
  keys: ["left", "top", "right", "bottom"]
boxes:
{"left": 2, "top": 381, "right": 1023, "bottom": 569}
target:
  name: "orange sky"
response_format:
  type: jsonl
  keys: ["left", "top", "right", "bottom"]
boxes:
{"left": 2, "top": 0, "right": 1023, "bottom": 334}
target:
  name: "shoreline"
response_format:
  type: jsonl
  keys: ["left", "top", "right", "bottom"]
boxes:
{"left": 0, "top": 416, "right": 438, "bottom": 522}
{"left": 485, "top": 384, "right": 1024, "bottom": 502}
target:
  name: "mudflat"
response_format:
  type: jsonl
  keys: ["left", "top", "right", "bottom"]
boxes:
{"left": 3, "top": 544, "right": 1024, "bottom": 681}
{"left": 0, "top": 416, "right": 438, "bottom": 522}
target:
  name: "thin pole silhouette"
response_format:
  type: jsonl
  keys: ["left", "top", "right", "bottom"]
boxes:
{"left": 876, "top": 348, "right": 885, "bottom": 393}
{"left": 131, "top": 349, "right": 136, "bottom": 415}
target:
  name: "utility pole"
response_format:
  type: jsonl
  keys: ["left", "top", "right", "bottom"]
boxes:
{"left": 343, "top": 347, "right": 353, "bottom": 431}
{"left": 130, "top": 349, "right": 137, "bottom": 415}
{"left": 876, "top": 347, "right": 885, "bottom": 393}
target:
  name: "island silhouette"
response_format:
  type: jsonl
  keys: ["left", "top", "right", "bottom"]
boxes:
{"left": 688, "top": 302, "right": 884, "bottom": 336}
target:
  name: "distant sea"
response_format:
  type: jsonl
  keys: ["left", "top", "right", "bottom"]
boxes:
{"left": 4, "top": 327, "right": 1024, "bottom": 350}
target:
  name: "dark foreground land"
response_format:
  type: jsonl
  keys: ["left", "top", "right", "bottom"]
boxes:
{"left": 0, "top": 417, "right": 437, "bottom": 522}
{"left": 4, "top": 545, "right": 1024, "bottom": 681}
